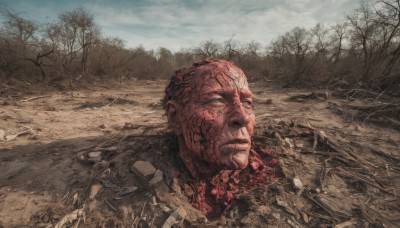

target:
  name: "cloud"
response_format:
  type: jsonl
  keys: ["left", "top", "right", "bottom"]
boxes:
{"left": 4, "top": 0, "right": 360, "bottom": 52}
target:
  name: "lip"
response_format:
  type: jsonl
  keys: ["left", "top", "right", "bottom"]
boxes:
{"left": 220, "top": 138, "right": 251, "bottom": 152}
{"left": 222, "top": 138, "right": 251, "bottom": 146}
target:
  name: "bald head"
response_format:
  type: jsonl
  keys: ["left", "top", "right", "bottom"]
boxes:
{"left": 164, "top": 59, "right": 255, "bottom": 179}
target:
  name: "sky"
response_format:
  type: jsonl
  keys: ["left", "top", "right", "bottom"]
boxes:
{"left": 2, "top": 0, "right": 360, "bottom": 52}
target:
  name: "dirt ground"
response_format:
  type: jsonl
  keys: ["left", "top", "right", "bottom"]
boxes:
{"left": 0, "top": 80, "right": 399, "bottom": 227}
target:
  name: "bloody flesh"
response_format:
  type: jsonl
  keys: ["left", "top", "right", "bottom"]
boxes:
{"left": 164, "top": 59, "right": 278, "bottom": 219}
{"left": 181, "top": 142, "right": 277, "bottom": 220}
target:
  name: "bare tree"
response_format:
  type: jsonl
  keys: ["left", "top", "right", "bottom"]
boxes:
{"left": 347, "top": 1, "right": 377, "bottom": 81}
{"left": 329, "top": 23, "right": 348, "bottom": 64}
{"left": 270, "top": 27, "right": 313, "bottom": 80}
{"left": 45, "top": 8, "right": 99, "bottom": 75}
{"left": 222, "top": 35, "right": 241, "bottom": 61}
{"left": 374, "top": 0, "right": 400, "bottom": 77}
{"left": 173, "top": 49, "right": 195, "bottom": 68}
{"left": 306, "top": 24, "right": 333, "bottom": 76}
{"left": 194, "top": 39, "right": 221, "bottom": 59}
{"left": 0, "top": 6, "right": 53, "bottom": 82}
{"left": 155, "top": 47, "right": 174, "bottom": 78}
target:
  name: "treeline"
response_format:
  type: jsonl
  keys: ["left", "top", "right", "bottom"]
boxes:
{"left": 0, "top": 0, "right": 399, "bottom": 93}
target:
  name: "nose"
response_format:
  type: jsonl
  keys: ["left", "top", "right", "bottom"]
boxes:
{"left": 228, "top": 105, "right": 251, "bottom": 128}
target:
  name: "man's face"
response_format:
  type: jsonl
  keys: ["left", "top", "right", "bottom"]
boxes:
{"left": 178, "top": 65, "right": 255, "bottom": 170}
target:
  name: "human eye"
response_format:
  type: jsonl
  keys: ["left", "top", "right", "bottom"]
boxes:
{"left": 241, "top": 98, "right": 253, "bottom": 108}
{"left": 205, "top": 95, "right": 226, "bottom": 106}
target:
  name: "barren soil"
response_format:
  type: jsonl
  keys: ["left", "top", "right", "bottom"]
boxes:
{"left": 0, "top": 80, "right": 399, "bottom": 227}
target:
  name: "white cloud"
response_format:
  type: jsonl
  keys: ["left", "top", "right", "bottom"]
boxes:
{"left": 5, "top": 0, "right": 360, "bottom": 52}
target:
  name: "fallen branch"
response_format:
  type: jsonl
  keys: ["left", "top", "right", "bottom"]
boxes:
{"left": 21, "top": 95, "right": 51, "bottom": 102}
{"left": 104, "top": 198, "right": 118, "bottom": 212}
{"left": 335, "top": 167, "right": 391, "bottom": 194}
{"left": 305, "top": 193, "right": 351, "bottom": 220}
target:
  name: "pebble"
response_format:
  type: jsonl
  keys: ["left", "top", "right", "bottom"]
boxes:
{"left": 89, "top": 183, "right": 102, "bottom": 199}
{"left": 148, "top": 169, "right": 163, "bottom": 186}
{"left": 88, "top": 151, "right": 102, "bottom": 158}
{"left": 293, "top": 177, "right": 304, "bottom": 191}
{"left": 131, "top": 160, "right": 156, "bottom": 178}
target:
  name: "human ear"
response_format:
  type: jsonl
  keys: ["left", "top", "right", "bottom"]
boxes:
{"left": 166, "top": 100, "right": 182, "bottom": 134}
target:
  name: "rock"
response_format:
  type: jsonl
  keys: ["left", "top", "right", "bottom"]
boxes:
{"left": 89, "top": 183, "right": 102, "bottom": 199}
{"left": 161, "top": 207, "right": 187, "bottom": 228}
{"left": 293, "top": 177, "right": 304, "bottom": 192}
{"left": 151, "top": 196, "right": 157, "bottom": 206}
{"left": 88, "top": 151, "right": 102, "bottom": 158}
{"left": 131, "top": 160, "right": 157, "bottom": 179}
{"left": 99, "top": 124, "right": 107, "bottom": 129}
{"left": 148, "top": 169, "right": 163, "bottom": 186}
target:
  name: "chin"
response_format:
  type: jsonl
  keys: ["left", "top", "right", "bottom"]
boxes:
{"left": 236, "top": 161, "right": 249, "bottom": 170}
{"left": 223, "top": 159, "right": 249, "bottom": 170}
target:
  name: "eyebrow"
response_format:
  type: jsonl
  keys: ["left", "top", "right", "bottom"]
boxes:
{"left": 200, "top": 89, "right": 253, "bottom": 98}
{"left": 241, "top": 90, "right": 253, "bottom": 97}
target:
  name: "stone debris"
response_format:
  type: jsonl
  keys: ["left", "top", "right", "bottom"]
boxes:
{"left": 89, "top": 183, "right": 102, "bottom": 199}
{"left": 148, "top": 169, "right": 163, "bottom": 186}
{"left": 88, "top": 151, "right": 102, "bottom": 158}
{"left": 161, "top": 207, "right": 187, "bottom": 228}
{"left": 151, "top": 196, "right": 157, "bottom": 206}
{"left": 293, "top": 177, "right": 303, "bottom": 190}
{"left": 131, "top": 160, "right": 156, "bottom": 179}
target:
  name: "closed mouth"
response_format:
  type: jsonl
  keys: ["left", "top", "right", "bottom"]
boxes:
{"left": 223, "top": 138, "right": 250, "bottom": 146}
{"left": 220, "top": 139, "right": 251, "bottom": 153}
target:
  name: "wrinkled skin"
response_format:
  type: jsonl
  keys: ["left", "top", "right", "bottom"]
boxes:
{"left": 166, "top": 60, "right": 256, "bottom": 179}
{"left": 165, "top": 59, "right": 277, "bottom": 219}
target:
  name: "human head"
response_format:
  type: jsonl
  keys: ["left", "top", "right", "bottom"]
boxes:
{"left": 164, "top": 59, "right": 256, "bottom": 178}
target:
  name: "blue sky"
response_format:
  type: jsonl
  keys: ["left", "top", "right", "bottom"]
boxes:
{"left": 2, "top": 0, "right": 359, "bottom": 52}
